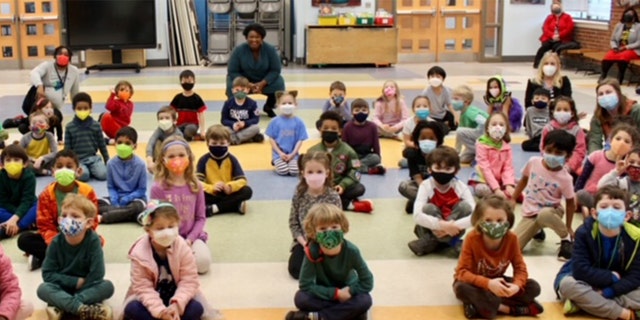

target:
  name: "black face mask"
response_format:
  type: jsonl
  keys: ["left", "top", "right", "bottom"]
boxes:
{"left": 209, "top": 146, "right": 228, "bottom": 158}
{"left": 551, "top": 8, "right": 561, "bottom": 15}
{"left": 624, "top": 14, "right": 635, "bottom": 23}
{"left": 181, "top": 83, "right": 194, "bottom": 91}
{"left": 534, "top": 101, "right": 548, "bottom": 109}
{"left": 431, "top": 171, "right": 455, "bottom": 185}
{"left": 322, "top": 131, "right": 339, "bottom": 144}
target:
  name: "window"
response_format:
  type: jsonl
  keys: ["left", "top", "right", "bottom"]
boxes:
{"left": 562, "top": 0, "right": 611, "bottom": 22}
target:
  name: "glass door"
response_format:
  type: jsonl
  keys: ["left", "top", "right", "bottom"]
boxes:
{"left": 480, "top": 0, "right": 502, "bottom": 61}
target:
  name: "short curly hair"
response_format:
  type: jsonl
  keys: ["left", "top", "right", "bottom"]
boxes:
{"left": 243, "top": 23, "right": 266, "bottom": 39}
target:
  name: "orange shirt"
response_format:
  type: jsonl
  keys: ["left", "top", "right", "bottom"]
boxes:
{"left": 454, "top": 230, "right": 528, "bottom": 290}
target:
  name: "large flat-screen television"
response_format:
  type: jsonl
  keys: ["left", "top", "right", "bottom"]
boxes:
{"left": 64, "top": 0, "right": 157, "bottom": 50}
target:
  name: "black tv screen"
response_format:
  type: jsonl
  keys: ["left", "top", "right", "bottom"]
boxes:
{"left": 64, "top": 0, "right": 157, "bottom": 50}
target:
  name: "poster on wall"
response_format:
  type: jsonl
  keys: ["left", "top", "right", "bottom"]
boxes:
{"left": 510, "top": 0, "right": 545, "bottom": 4}
{"left": 312, "top": 0, "right": 361, "bottom": 7}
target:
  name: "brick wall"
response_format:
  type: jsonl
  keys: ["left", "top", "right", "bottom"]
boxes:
{"left": 574, "top": 0, "right": 624, "bottom": 50}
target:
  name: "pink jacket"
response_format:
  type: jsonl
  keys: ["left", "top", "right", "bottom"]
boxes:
{"left": 372, "top": 98, "right": 410, "bottom": 131}
{"left": 0, "top": 245, "right": 22, "bottom": 320}
{"left": 123, "top": 235, "right": 213, "bottom": 319}
{"left": 473, "top": 139, "right": 516, "bottom": 191}
{"left": 540, "top": 120, "right": 586, "bottom": 175}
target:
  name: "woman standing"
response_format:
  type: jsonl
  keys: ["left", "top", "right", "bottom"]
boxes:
{"left": 600, "top": 8, "right": 640, "bottom": 84}
{"left": 226, "top": 23, "right": 285, "bottom": 118}
{"left": 524, "top": 52, "right": 572, "bottom": 106}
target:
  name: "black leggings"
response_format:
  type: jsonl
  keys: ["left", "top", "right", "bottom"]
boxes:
{"left": 17, "top": 231, "right": 47, "bottom": 261}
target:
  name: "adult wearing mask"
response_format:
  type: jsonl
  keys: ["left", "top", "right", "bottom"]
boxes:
{"left": 533, "top": 2, "right": 577, "bottom": 68}
{"left": 588, "top": 78, "right": 640, "bottom": 154}
{"left": 226, "top": 23, "right": 285, "bottom": 118}
{"left": 524, "top": 52, "right": 572, "bottom": 107}
{"left": 600, "top": 8, "right": 640, "bottom": 84}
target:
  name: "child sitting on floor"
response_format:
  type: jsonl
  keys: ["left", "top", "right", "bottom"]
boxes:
{"left": 19, "top": 111, "right": 57, "bottom": 176}
{"left": 453, "top": 85, "right": 488, "bottom": 164}
{"left": 100, "top": 80, "right": 134, "bottom": 145}
{"left": 0, "top": 144, "right": 37, "bottom": 240}
{"left": 146, "top": 106, "right": 183, "bottom": 173}
{"left": 170, "top": 70, "right": 207, "bottom": 141}
{"left": 321, "top": 80, "right": 351, "bottom": 125}
{"left": 0, "top": 243, "right": 33, "bottom": 320}
{"left": 371, "top": 80, "right": 410, "bottom": 139}
{"left": 599, "top": 147, "right": 640, "bottom": 225}
{"left": 197, "top": 124, "right": 253, "bottom": 216}
{"left": 454, "top": 196, "right": 543, "bottom": 319}
{"left": 286, "top": 203, "right": 373, "bottom": 320}
{"left": 265, "top": 90, "right": 308, "bottom": 176}
{"left": 220, "top": 76, "right": 263, "bottom": 144}
{"left": 522, "top": 88, "right": 551, "bottom": 152}
{"left": 341, "top": 98, "right": 385, "bottom": 175}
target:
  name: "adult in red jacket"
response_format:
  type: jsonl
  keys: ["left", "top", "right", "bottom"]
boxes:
{"left": 533, "top": 2, "right": 578, "bottom": 68}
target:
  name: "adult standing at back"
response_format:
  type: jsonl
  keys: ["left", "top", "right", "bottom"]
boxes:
{"left": 525, "top": 52, "right": 572, "bottom": 106}
{"left": 600, "top": 8, "right": 640, "bottom": 84}
{"left": 533, "top": 1, "right": 577, "bottom": 68}
{"left": 226, "top": 23, "right": 285, "bottom": 118}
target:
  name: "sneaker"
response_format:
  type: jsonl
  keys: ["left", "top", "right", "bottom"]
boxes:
{"left": 405, "top": 200, "right": 414, "bottom": 214}
{"left": 136, "top": 211, "right": 145, "bottom": 225}
{"left": 533, "top": 229, "right": 546, "bottom": 242}
{"left": 238, "top": 201, "right": 247, "bottom": 215}
{"left": 285, "top": 310, "right": 308, "bottom": 320}
{"left": 193, "top": 135, "right": 205, "bottom": 141}
{"left": 352, "top": 200, "right": 373, "bottom": 213}
{"left": 463, "top": 303, "right": 478, "bottom": 319}
{"left": 367, "top": 165, "right": 386, "bottom": 175}
{"left": 46, "top": 306, "right": 63, "bottom": 320}
{"left": 28, "top": 255, "right": 42, "bottom": 271}
{"left": 511, "top": 300, "right": 544, "bottom": 317}
{"left": 79, "top": 303, "right": 112, "bottom": 320}
{"left": 252, "top": 133, "right": 265, "bottom": 143}
{"left": 558, "top": 240, "right": 573, "bottom": 261}
{"left": 563, "top": 299, "right": 580, "bottom": 315}
{"left": 264, "top": 108, "right": 277, "bottom": 118}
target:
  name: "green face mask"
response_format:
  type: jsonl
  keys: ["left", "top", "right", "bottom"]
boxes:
{"left": 316, "top": 229, "right": 344, "bottom": 249}
{"left": 116, "top": 143, "right": 134, "bottom": 159}
{"left": 233, "top": 91, "right": 247, "bottom": 100}
{"left": 479, "top": 221, "right": 510, "bottom": 239}
{"left": 54, "top": 168, "right": 76, "bottom": 186}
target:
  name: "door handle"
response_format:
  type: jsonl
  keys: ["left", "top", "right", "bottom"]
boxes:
{"left": 440, "top": 9, "right": 466, "bottom": 16}
{"left": 396, "top": 9, "right": 436, "bottom": 16}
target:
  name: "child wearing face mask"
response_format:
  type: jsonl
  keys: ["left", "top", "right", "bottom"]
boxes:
{"left": 0, "top": 144, "right": 37, "bottom": 240}
{"left": 221, "top": 76, "right": 263, "bottom": 145}
{"left": 170, "top": 70, "right": 207, "bottom": 141}
{"left": 421, "top": 66, "right": 458, "bottom": 131}
{"left": 599, "top": 148, "right": 640, "bottom": 225}
{"left": 452, "top": 85, "right": 488, "bottom": 164}
{"left": 469, "top": 113, "right": 516, "bottom": 200}
{"left": 4, "top": 97, "right": 63, "bottom": 144}
{"left": 37, "top": 193, "right": 113, "bottom": 320}
{"left": 287, "top": 151, "right": 342, "bottom": 279}
{"left": 342, "top": 98, "right": 385, "bottom": 175}
{"left": 321, "top": 81, "right": 351, "bottom": 126}
{"left": 266, "top": 90, "right": 308, "bottom": 176}
{"left": 286, "top": 203, "right": 373, "bottom": 320}
{"left": 17, "top": 149, "right": 99, "bottom": 271}
{"left": 64, "top": 92, "right": 110, "bottom": 182}
{"left": 410, "top": 146, "right": 475, "bottom": 256}
{"left": 576, "top": 123, "right": 639, "bottom": 219}
{"left": 540, "top": 96, "right": 585, "bottom": 180}
{"left": 146, "top": 106, "right": 183, "bottom": 174}
{"left": 151, "top": 136, "right": 211, "bottom": 275}
{"left": 100, "top": 80, "right": 135, "bottom": 145}
{"left": 309, "top": 111, "right": 372, "bottom": 213}
{"left": 372, "top": 80, "right": 410, "bottom": 139}
{"left": 484, "top": 76, "right": 524, "bottom": 132}
{"left": 0, "top": 242, "right": 33, "bottom": 320}
{"left": 556, "top": 186, "right": 640, "bottom": 320}
{"left": 398, "top": 120, "right": 445, "bottom": 214}
{"left": 512, "top": 130, "right": 576, "bottom": 261}
{"left": 454, "top": 196, "right": 543, "bottom": 319}
{"left": 97, "top": 127, "right": 147, "bottom": 224}
{"left": 197, "top": 124, "right": 252, "bottom": 216}
{"left": 19, "top": 111, "right": 57, "bottom": 176}
{"left": 522, "top": 88, "right": 551, "bottom": 152}
{"left": 398, "top": 95, "right": 440, "bottom": 168}
{"left": 123, "top": 201, "right": 220, "bottom": 320}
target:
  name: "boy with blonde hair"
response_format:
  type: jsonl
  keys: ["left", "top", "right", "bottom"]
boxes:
{"left": 37, "top": 193, "right": 113, "bottom": 320}
{"left": 453, "top": 85, "right": 488, "bottom": 164}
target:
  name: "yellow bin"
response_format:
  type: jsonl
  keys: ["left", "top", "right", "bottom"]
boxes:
{"left": 339, "top": 16, "right": 356, "bottom": 25}
{"left": 318, "top": 15, "right": 338, "bottom": 26}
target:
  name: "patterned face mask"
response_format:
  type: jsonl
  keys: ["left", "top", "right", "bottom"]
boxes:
{"left": 479, "top": 221, "right": 510, "bottom": 239}
{"left": 316, "top": 229, "right": 344, "bottom": 249}
{"left": 59, "top": 217, "right": 87, "bottom": 237}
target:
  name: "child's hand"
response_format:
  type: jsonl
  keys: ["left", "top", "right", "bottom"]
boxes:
{"left": 505, "top": 186, "right": 515, "bottom": 198}
{"left": 34, "top": 157, "right": 44, "bottom": 169}
{"left": 166, "top": 303, "right": 180, "bottom": 320}
{"left": 76, "top": 277, "right": 85, "bottom": 289}
{"left": 223, "top": 184, "right": 232, "bottom": 195}
{"left": 438, "top": 220, "right": 461, "bottom": 237}
{"left": 505, "top": 283, "right": 520, "bottom": 297}
{"left": 495, "top": 189, "right": 506, "bottom": 199}
{"left": 281, "top": 154, "right": 291, "bottom": 162}
{"left": 337, "top": 287, "right": 352, "bottom": 303}
{"left": 335, "top": 185, "right": 344, "bottom": 195}
{"left": 215, "top": 182, "right": 225, "bottom": 192}
{"left": 3, "top": 215, "right": 19, "bottom": 236}
{"left": 147, "top": 161, "right": 156, "bottom": 174}
{"left": 616, "top": 156, "right": 628, "bottom": 176}
{"left": 488, "top": 278, "right": 509, "bottom": 297}
{"left": 381, "top": 124, "right": 391, "bottom": 132}
{"left": 233, "top": 122, "right": 242, "bottom": 132}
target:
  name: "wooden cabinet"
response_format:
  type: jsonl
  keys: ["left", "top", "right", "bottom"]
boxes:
{"left": 84, "top": 49, "right": 147, "bottom": 68}
{"left": 306, "top": 26, "right": 397, "bottom": 66}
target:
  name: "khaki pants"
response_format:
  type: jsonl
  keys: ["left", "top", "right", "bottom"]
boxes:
{"left": 514, "top": 207, "right": 568, "bottom": 250}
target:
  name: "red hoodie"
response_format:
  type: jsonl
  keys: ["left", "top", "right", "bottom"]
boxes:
{"left": 540, "top": 13, "right": 575, "bottom": 43}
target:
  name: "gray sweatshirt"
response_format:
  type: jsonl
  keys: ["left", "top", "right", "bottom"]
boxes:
{"left": 524, "top": 107, "right": 549, "bottom": 139}
{"left": 29, "top": 61, "right": 80, "bottom": 109}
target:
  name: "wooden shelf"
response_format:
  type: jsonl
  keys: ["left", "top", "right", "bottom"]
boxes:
{"left": 305, "top": 26, "right": 398, "bottom": 66}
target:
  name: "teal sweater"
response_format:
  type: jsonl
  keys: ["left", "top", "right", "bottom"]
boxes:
{"left": 308, "top": 141, "right": 360, "bottom": 190}
{"left": 42, "top": 230, "right": 106, "bottom": 290}
{"left": 0, "top": 169, "right": 36, "bottom": 218}
{"left": 299, "top": 240, "right": 374, "bottom": 300}
{"left": 64, "top": 117, "right": 109, "bottom": 163}
{"left": 226, "top": 42, "right": 285, "bottom": 96}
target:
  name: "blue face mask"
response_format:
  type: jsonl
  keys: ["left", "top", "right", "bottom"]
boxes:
{"left": 598, "top": 207, "right": 626, "bottom": 230}
{"left": 543, "top": 152, "right": 565, "bottom": 169}
{"left": 419, "top": 139, "right": 437, "bottom": 154}
{"left": 452, "top": 100, "right": 465, "bottom": 111}
{"left": 598, "top": 94, "right": 619, "bottom": 111}
{"left": 415, "top": 109, "right": 430, "bottom": 120}
{"left": 333, "top": 96, "right": 344, "bottom": 105}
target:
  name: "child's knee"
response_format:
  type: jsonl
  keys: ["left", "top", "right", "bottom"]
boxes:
{"left": 422, "top": 203, "right": 442, "bottom": 217}
{"left": 454, "top": 201, "right": 473, "bottom": 217}
{"left": 558, "top": 276, "right": 578, "bottom": 297}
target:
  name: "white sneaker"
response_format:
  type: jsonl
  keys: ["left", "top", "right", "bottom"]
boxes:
{"left": 46, "top": 306, "right": 63, "bottom": 320}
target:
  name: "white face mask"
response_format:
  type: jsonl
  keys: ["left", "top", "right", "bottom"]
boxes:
{"left": 152, "top": 227, "right": 179, "bottom": 247}
{"left": 553, "top": 111, "right": 572, "bottom": 124}
{"left": 428, "top": 77, "right": 443, "bottom": 87}
{"left": 489, "top": 125, "right": 506, "bottom": 140}
{"left": 158, "top": 119, "right": 173, "bottom": 131}
{"left": 489, "top": 88, "right": 501, "bottom": 98}
{"left": 280, "top": 103, "right": 295, "bottom": 115}
{"left": 542, "top": 65, "right": 557, "bottom": 77}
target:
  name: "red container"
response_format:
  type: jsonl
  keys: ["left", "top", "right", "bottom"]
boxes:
{"left": 375, "top": 16, "right": 394, "bottom": 26}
